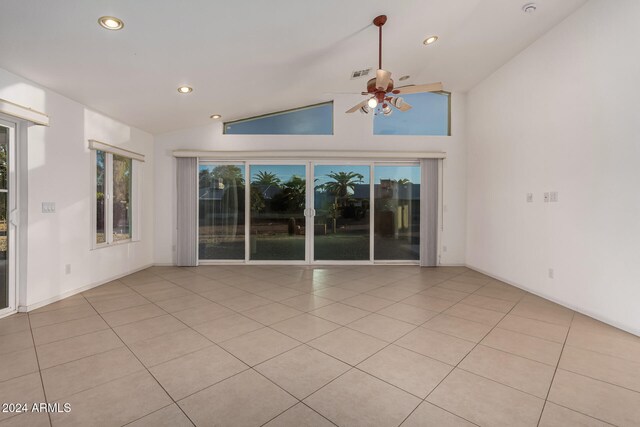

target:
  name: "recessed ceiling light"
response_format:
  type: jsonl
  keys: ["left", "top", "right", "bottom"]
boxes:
{"left": 522, "top": 3, "right": 537, "bottom": 13}
{"left": 399, "top": 75, "right": 410, "bottom": 81}
{"left": 210, "top": 114, "right": 222, "bottom": 119}
{"left": 423, "top": 35, "right": 438, "bottom": 45}
{"left": 177, "top": 86, "right": 193, "bottom": 94}
{"left": 98, "top": 16, "right": 124, "bottom": 30}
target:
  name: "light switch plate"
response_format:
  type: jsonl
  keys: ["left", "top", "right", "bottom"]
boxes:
{"left": 526, "top": 193, "right": 533, "bottom": 203}
{"left": 42, "top": 202, "right": 56, "bottom": 213}
{"left": 550, "top": 191, "right": 558, "bottom": 202}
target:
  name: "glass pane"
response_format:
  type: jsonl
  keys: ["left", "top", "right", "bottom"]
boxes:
{"left": 112, "top": 155, "right": 132, "bottom": 242}
{"left": 374, "top": 165, "right": 420, "bottom": 260}
{"left": 373, "top": 92, "right": 449, "bottom": 136}
{"left": 199, "top": 164, "right": 246, "bottom": 260}
{"left": 96, "top": 150, "right": 106, "bottom": 244}
{"left": 250, "top": 165, "right": 306, "bottom": 260}
{"left": 0, "top": 126, "right": 7, "bottom": 310}
{"left": 314, "top": 165, "right": 370, "bottom": 260}
{"left": 225, "top": 102, "right": 333, "bottom": 135}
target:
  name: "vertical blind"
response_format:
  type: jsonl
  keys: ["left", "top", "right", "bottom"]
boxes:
{"left": 420, "top": 158, "right": 439, "bottom": 267}
{"left": 176, "top": 157, "right": 198, "bottom": 266}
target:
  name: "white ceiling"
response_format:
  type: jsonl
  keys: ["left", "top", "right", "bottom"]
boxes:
{"left": 0, "top": 0, "right": 586, "bottom": 134}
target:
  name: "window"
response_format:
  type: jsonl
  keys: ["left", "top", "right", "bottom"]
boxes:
{"left": 92, "top": 147, "right": 140, "bottom": 247}
{"left": 224, "top": 102, "right": 333, "bottom": 135}
{"left": 373, "top": 92, "right": 450, "bottom": 136}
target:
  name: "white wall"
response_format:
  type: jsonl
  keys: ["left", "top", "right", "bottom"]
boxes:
{"left": 154, "top": 94, "right": 467, "bottom": 266}
{"left": 0, "top": 67, "right": 155, "bottom": 309}
{"left": 466, "top": 0, "right": 640, "bottom": 334}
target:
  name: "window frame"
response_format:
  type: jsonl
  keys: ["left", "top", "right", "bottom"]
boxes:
{"left": 91, "top": 149, "right": 140, "bottom": 249}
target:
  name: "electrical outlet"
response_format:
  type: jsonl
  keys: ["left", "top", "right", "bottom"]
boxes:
{"left": 42, "top": 202, "right": 56, "bottom": 213}
{"left": 65, "top": 264, "right": 71, "bottom": 275}
{"left": 543, "top": 193, "right": 550, "bottom": 203}
{"left": 550, "top": 191, "right": 558, "bottom": 202}
{"left": 526, "top": 193, "right": 533, "bottom": 203}
{"left": 548, "top": 268, "right": 554, "bottom": 279}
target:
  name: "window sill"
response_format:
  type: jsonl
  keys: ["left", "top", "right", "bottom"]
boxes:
{"left": 91, "top": 239, "right": 139, "bottom": 250}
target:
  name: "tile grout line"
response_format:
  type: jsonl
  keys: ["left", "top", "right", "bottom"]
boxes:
{"left": 17, "top": 265, "right": 616, "bottom": 426}
{"left": 26, "top": 311, "right": 54, "bottom": 427}
{"left": 393, "top": 269, "right": 498, "bottom": 426}
{"left": 536, "top": 311, "right": 574, "bottom": 427}
{"left": 238, "top": 272, "right": 460, "bottom": 425}
{"left": 79, "top": 284, "right": 200, "bottom": 427}
{"left": 287, "top": 271, "right": 475, "bottom": 425}
{"left": 395, "top": 270, "right": 529, "bottom": 426}
{"left": 121, "top": 271, "right": 327, "bottom": 424}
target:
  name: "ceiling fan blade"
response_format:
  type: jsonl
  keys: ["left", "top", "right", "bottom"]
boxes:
{"left": 375, "top": 69, "right": 392, "bottom": 91}
{"left": 345, "top": 99, "right": 369, "bottom": 113}
{"left": 396, "top": 101, "right": 412, "bottom": 112}
{"left": 393, "top": 82, "right": 443, "bottom": 95}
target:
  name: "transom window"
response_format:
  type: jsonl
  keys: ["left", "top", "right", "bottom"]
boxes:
{"left": 374, "top": 92, "right": 450, "bottom": 136}
{"left": 223, "top": 102, "right": 333, "bottom": 135}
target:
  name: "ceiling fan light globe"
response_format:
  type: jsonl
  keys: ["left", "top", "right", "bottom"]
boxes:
{"left": 359, "top": 105, "right": 371, "bottom": 114}
{"left": 367, "top": 98, "right": 378, "bottom": 108}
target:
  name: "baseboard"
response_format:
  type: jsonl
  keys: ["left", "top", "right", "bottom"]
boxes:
{"left": 20, "top": 263, "right": 154, "bottom": 312}
{"left": 466, "top": 263, "right": 640, "bottom": 338}
{"left": 152, "top": 262, "right": 176, "bottom": 267}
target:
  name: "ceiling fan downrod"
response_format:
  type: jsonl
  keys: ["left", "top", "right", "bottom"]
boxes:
{"left": 373, "top": 15, "right": 387, "bottom": 70}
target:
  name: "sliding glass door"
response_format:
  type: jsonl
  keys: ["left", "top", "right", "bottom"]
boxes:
{"left": 199, "top": 163, "right": 246, "bottom": 260}
{"left": 374, "top": 165, "right": 421, "bottom": 260}
{"left": 249, "top": 164, "right": 306, "bottom": 261}
{"left": 313, "top": 164, "right": 370, "bottom": 261}
{"left": 197, "top": 160, "right": 422, "bottom": 264}
{"left": 0, "top": 119, "right": 15, "bottom": 315}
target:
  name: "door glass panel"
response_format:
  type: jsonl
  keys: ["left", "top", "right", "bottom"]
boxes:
{"left": 0, "top": 126, "right": 8, "bottom": 309}
{"left": 199, "top": 164, "right": 246, "bottom": 260}
{"left": 250, "top": 165, "right": 306, "bottom": 260}
{"left": 96, "top": 150, "right": 106, "bottom": 244}
{"left": 374, "top": 165, "right": 420, "bottom": 260}
{"left": 112, "top": 155, "right": 132, "bottom": 242}
{"left": 314, "top": 165, "right": 370, "bottom": 261}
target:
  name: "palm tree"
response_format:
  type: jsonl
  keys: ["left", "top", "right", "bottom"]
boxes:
{"left": 281, "top": 176, "right": 306, "bottom": 210}
{"left": 319, "top": 171, "right": 364, "bottom": 233}
{"left": 212, "top": 165, "right": 245, "bottom": 186}
{"left": 252, "top": 171, "right": 281, "bottom": 187}
{"left": 321, "top": 171, "right": 364, "bottom": 207}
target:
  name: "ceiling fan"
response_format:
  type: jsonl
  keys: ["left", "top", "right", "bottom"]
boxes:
{"left": 346, "top": 15, "right": 443, "bottom": 116}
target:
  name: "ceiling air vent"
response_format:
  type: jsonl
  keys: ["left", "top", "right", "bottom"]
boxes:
{"left": 350, "top": 68, "right": 372, "bottom": 79}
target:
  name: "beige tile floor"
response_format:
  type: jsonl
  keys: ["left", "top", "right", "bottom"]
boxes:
{"left": 1, "top": 265, "right": 639, "bottom": 426}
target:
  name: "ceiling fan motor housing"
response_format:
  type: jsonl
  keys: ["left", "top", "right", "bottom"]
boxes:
{"left": 366, "top": 77, "right": 394, "bottom": 95}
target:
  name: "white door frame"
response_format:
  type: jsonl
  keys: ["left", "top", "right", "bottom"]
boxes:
{"left": 0, "top": 117, "right": 18, "bottom": 318}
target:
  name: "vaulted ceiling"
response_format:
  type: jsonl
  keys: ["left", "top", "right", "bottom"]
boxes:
{"left": 0, "top": 0, "right": 586, "bottom": 134}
